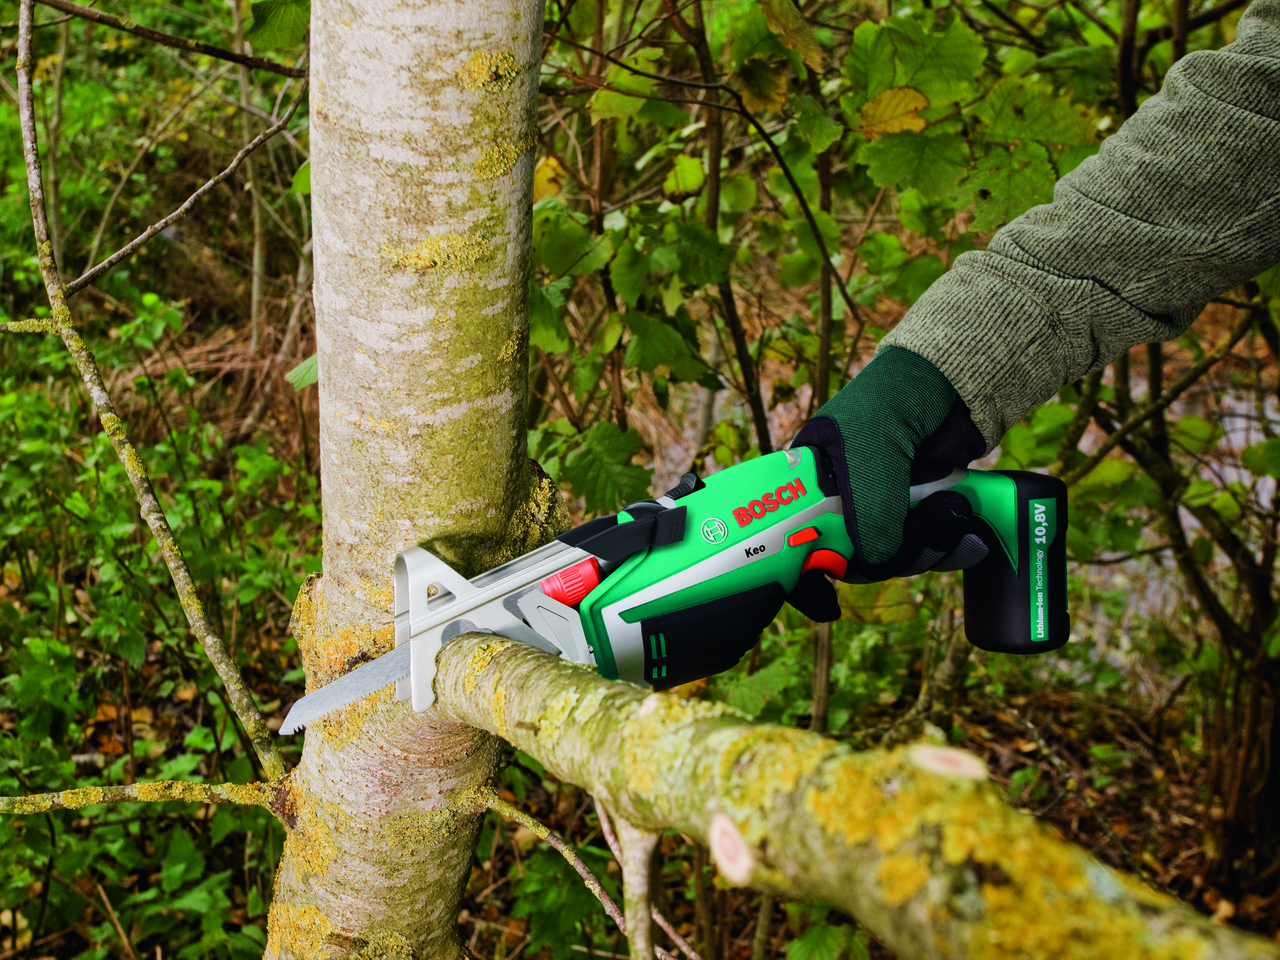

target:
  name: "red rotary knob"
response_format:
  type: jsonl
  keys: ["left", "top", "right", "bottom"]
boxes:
{"left": 540, "top": 557, "right": 603, "bottom": 607}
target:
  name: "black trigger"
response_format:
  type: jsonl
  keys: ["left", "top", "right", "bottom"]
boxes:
{"left": 787, "top": 570, "right": 842, "bottom": 623}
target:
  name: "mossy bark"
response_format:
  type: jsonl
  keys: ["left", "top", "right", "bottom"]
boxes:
{"left": 435, "top": 634, "right": 1280, "bottom": 960}
{"left": 267, "top": 1, "right": 552, "bottom": 957}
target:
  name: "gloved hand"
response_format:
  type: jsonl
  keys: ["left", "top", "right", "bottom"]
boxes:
{"left": 793, "top": 346, "right": 989, "bottom": 583}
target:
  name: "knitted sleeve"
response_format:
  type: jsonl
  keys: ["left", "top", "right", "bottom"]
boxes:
{"left": 879, "top": 0, "right": 1280, "bottom": 449}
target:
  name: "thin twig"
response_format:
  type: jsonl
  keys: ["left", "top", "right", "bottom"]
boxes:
{"left": 65, "top": 81, "right": 307, "bottom": 297}
{"left": 33, "top": 0, "right": 307, "bottom": 77}
{"left": 487, "top": 793, "right": 626, "bottom": 934}
{"left": 96, "top": 886, "right": 140, "bottom": 960}
{"left": 1063, "top": 310, "right": 1254, "bottom": 487}
{"left": 597, "top": 799, "right": 701, "bottom": 959}
{"left": 595, "top": 797, "right": 623, "bottom": 857}
{"left": 0, "top": 926, "right": 76, "bottom": 960}
{"left": 653, "top": 907, "right": 704, "bottom": 960}
{"left": 0, "top": 779, "right": 281, "bottom": 814}
{"left": 82, "top": 64, "right": 233, "bottom": 274}
{"left": 16, "top": 0, "right": 287, "bottom": 781}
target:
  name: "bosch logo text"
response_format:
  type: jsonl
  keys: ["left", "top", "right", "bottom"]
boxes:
{"left": 732, "top": 479, "right": 807, "bottom": 527}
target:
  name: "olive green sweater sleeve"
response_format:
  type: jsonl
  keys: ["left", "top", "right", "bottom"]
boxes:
{"left": 880, "top": 0, "right": 1280, "bottom": 450}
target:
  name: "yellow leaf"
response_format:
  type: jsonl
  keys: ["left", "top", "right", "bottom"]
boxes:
{"left": 860, "top": 86, "right": 929, "bottom": 140}
{"left": 733, "top": 56, "right": 788, "bottom": 114}
{"left": 761, "top": 0, "right": 824, "bottom": 71}
{"left": 533, "top": 155, "right": 566, "bottom": 202}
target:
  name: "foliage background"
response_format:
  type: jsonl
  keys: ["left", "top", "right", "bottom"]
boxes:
{"left": 0, "top": 0, "right": 1278, "bottom": 956}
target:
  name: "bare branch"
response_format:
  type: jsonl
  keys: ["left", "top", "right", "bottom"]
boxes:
{"left": 1063, "top": 309, "right": 1255, "bottom": 487}
{"left": 33, "top": 0, "right": 307, "bottom": 77}
{"left": 0, "top": 779, "right": 283, "bottom": 814}
{"left": 652, "top": 906, "right": 704, "bottom": 960}
{"left": 65, "top": 80, "right": 307, "bottom": 296}
{"left": 81, "top": 64, "right": 234, "bottom": 275}
{"left": 97, "top": 886, "right": 140, "bottom": 960}
{"left": 16, "top": 0, "right": 288, "bottom": 781}
{"left": 487, "top": 793, "right": 627, "bottom": 933}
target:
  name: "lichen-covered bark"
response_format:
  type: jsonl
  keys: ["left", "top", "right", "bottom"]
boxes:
{"left": 435, "top": 635, "right": 1280, "bottom": 960}
{"left": 268, "top": 0, "right": 551, "bottom": 957}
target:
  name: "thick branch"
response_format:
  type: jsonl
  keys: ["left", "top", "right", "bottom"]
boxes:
{"left": 0, "top": 779, "right": 283, "bottom": 814}
{"left": 16, "top": 0, "right": 287, "bottom": 781}
{"left": 33, "top": 0, "right": 307, "bottom": 77}
{"left": 434, "top": 635, "right": 1280, "bottom": 960}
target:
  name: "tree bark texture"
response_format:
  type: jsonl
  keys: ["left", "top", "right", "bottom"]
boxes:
{"left": 267, "top": 1, "right": 563, "bottom": 957}
{"left": 435, "top": 635, "right": 1280, "bottom": 960}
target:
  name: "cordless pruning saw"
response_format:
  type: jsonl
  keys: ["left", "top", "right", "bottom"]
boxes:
{"left": 278, "top": 447, "right": 1069, "bottom": 734}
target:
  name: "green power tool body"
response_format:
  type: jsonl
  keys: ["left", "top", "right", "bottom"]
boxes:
{"left": 279, "top": 447, "right": 1068, "bottom": 734}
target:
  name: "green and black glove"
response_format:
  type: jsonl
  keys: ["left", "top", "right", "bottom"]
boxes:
{"left": 793, "top": 346, "right": 988, "bottom": 583}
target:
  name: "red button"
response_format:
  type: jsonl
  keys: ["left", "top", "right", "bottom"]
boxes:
{"left": 540, "top": 558, "right": 602, "bottom": 607}
{"left": 802, "top": 549, "right": 848, "bottom": 579}
{"left": 787, "top": 527, "right": 819, "bottom": 547}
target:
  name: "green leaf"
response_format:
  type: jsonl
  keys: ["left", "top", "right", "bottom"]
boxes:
{"left": 1210, "top": 487, "right": 1243, "bottom": 524}
{"left": 860, "top": 131, "right": 969, "bottom": 199}
{"left": 588, "top": 49, "right": 663, "bottom": 124}
{"left": 529, "top": 276, "right": 573, "bottom": 352}
{"left": 1265, "top": 613, "right": 1280, "bottom": 658}
{"left": 245, "top": 1, "right": 309, "bottom": 49}
{"left": 720, "top": 174, "right": 759, "bottom": 216}
{"left": 785, "top": 923, "right": 846, "bottom": 960}
{"left": 610, "top": 242, "right": 650, "bottom": 308}
{"left": 1181, "top": 478, "right": 1217, "bottom": 507}
{"left": 663, "top": 155, "right": 706, "bottom": 198}
{"left": 1243, "top": 438, "right": 1280, "bottom": 478}
{"left": 285, "top": 354, "right": 317, "bottom": 392}
{"left": 888, "top": 16, "right": 986, "bottom": 106}
{"left": 161, "top": 829, "right": 205, "bottom": 893}
{"left": 724, "top": 658, "right": 795, "bottom": 718}
{"left": 792, "top": 210, "right": 841, "bottom": 263}
{"left": 959, "top": 145, "right": 1056, "bottom": 232}
{"left": 290, "top": 159, "right": 310, "bottom": 194}
{"left": 624, "top": 315, "right": 684, "bottom": 372}
{"left": 1033, "top": 45, "right": 1113, "bottom": 106}
{"left": 730, "top": 8, "right": 789, "bottom": 70}
{"left": 974, "top": 78, "right": 1092, "bottom": 146}
{"left": 778, "top": 251, "right": 818, "bottom": 288}
{"left": 1254, "top": 262, "right": 1280, "bottom": 298}
{"left": 562, "top": 422, "right": 653, "bottom": 514}
{"left": 1169, "top": 416, "right": 1221, "bottom": 455}
{"left": 843, "top": 21, "right": 895, "bottom": 112}
{"left": 793, "top": 95, "right": 843, "bottom": 155}
{"left": 888, "top": 254, "right": 947, "bottom": 305}
{"left": 857, "top": 232, "right": 907, "bottom": 275}
{"left": 637, "top": 98, "right": 690, "bottom": 128}
{"left": 674, "top": 222, "right": 733, "bottom": 286}
{"left": 762, "top": 0, "right": 824, "bottom": 70}
{"left": 537, "top": 218, "right": 615, "bottom": 277}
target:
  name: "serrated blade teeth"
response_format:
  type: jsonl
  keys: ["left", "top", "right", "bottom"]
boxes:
{"left": 277, "top": 643, "right": 412, "bottom": 735}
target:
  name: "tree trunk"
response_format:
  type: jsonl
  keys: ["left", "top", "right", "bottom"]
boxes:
{"left": 265, "top": 1, "right": 558, "bottom": 956}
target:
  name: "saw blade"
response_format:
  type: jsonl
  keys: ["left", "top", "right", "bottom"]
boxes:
{"left": 278, "top": 643, "right": 411, "bottom": 735}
